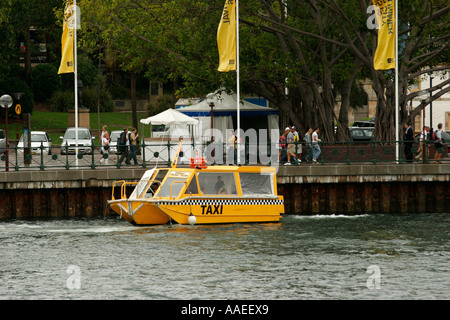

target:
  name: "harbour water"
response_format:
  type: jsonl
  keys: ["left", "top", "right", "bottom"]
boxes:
{"left": 0, "top": 213, "right": 448, "bottom": 300}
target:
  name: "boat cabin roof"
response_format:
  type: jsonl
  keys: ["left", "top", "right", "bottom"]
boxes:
{"left": 130, "top": 166, "right": 278, "bottom": 200}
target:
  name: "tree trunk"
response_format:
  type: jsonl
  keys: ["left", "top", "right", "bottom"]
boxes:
{"left": 130, "top": 71, "right": 138, "bottom": 129}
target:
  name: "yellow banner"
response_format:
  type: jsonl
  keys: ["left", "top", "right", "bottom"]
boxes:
{"left": 217, "top": 0, "right": 236, "bottom": 72}
{"left": 372, "top": 0, "right": 396, "bottom": 70}
{"left": 58, "top": 1, "right": 75, "bottom": 74}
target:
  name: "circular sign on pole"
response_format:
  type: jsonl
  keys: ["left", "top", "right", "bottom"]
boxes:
{"left": 15, "top": 104, "right": 21, "bottom": 115}
{"left": 0, "top": 94, "right": 13, "bottom": 109}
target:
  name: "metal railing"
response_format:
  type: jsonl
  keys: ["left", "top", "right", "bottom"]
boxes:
{"left": 0, "top": 139, "right": 447, "bottom": 171}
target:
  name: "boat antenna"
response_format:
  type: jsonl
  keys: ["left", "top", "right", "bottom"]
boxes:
{"left": 171, "top": 137, "right": 183, "bottom": 168}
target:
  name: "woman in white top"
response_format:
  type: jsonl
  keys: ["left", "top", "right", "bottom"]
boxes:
{"left": 311, "top": 127, "right": 321, "bottom": 163}
{"left": 100, "top": 131, "right": 110, "bottom": 164}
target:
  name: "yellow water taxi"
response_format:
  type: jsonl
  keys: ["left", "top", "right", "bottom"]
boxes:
{"left": 108, "top": 148, "right": 284, "bottom": 225}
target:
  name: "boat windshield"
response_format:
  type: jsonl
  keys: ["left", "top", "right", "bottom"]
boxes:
{"left": 156, "top": 170, "right": 190, "bottom": 198}
{"left": 239, "top": 172, "right": 274, "bottom": 195}
{"left": 144, "top": 169, "right": 168, "bottom": 197}
{"left": 197, "top": 172, "right": 237, "bottom": 195}
{"left": 130, "top": 169, "right": 168, "bottom": 199}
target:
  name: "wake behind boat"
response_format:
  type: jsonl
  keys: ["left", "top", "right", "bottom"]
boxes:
{"left": 107, "top": 145, "right": 284, "bottom": 225}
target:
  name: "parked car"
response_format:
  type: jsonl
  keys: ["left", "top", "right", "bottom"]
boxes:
{"left": 60, "top": 127, "right": 95, "bottom": 155}
{"left": 0, "top": 129, "right": 5, "bottom": 154}
{"left": 349, "top": 127, "right": 374, "bottom": 142}
{"left": 352, "top": 120, "right": 375, "bottom": 127}
{"left": 108, "top": 130, "right": 122, "bottom": 154}
{"left": 17, "top": 131, "right": 52, "bottom": 155}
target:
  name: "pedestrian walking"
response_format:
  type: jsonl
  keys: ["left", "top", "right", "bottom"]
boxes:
{"left": 292, "top": 126, "right": 302, "bottom": 163}
{"left": 415, "top": 126, "right": 429, "bottom": 161}
{"left": 118, "top": 128, "right": 131, "bottom": 165}
{"left": 99, "top": 125, "right": 108, "bottom": 155}
{"left": 434, "top": 123, "right": 444, "bottom": 163}
{"left": 129, "top": 127, "right": 139, "bottom": 165}
{"left": 278, "top": 127, "right": 289, "bottom": 163}
{"left": 312, "top": 127, "right": 321, "bottom": 163}
{"left": 403, "top": 122, "right": 414, "bottom": 162}
{"left": 100, "top": 131, "right": 110, "bottom": 165}
{"left": 304, "top": 128, "right": 313, "bottom": 162}
{"left": 285, "top": 126, "right": 297, "bottom": 165}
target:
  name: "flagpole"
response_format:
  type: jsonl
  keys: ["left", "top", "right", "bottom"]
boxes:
{"left": 236, "top": 0, "right": 240, "bottom": 165}
{"left": 395, "top": 0, "right": 399, "bottom": 162}
{"left": 74, "top": 0, "right": 79, "bottom": 160}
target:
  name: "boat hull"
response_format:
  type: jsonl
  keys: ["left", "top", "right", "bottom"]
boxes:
{"left": 109, "top": 197, "right": 283, "bottom": 225}
{"left": 109, "top": 200, "right": 171, "bottom": 225}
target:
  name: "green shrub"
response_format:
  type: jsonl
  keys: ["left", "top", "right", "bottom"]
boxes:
{"left": 49, "top": 90, "right": 74, "bottom": 112}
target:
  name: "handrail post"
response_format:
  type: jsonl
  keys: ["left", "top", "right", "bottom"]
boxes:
{"left": 372, "top": 140, "right": 376, "bottom": 164}
{"left": 142, "top": 140, "right": 146, "bottom": 168}
{"left": 167, "top": 140, "right": 171, "bottom": 167}
{"left": 65, "top": 144, "right": 69, "bottom": 170}
{"left": 91, "top": 143, "right": 95, "bottom": 169}
{"left": 40, "top": 142, "right": 44, "bottom": 170}
{"left": 346, "top": 140, "right": 350, "bottom": 165}
{"left": 14, "top": 145, "right": 19, "bottom": 171}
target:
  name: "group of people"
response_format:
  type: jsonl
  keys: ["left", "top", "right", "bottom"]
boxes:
{"left": 406, "top": 122, "right": 445, "bottom": 163}
{"left": 99, "top": 125, "right": 140, "bottom": 165}
{"left": 278, "top": 126, "right": 321, "bottom": 165}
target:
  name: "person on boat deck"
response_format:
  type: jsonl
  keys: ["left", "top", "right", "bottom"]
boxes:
{"left": 150, "top": 183, "right": 158, "bottom": 193}
{"left": 215, "top": 176, "right": 225, "bottom": 194}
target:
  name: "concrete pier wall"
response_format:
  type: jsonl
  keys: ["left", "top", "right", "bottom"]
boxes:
{"left": 0, "top": 165, "right": 448, "bottom": 219}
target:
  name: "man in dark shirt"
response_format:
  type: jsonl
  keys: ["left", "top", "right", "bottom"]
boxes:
{"left": 118, "top": 128, "right": 131, "bottom": 165}
{"left": 403, "top": 122, "right": 414, "bottom": 162}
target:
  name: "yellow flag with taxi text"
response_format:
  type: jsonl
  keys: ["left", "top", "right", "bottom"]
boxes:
{"left": 217, "top": 0, "right": 236, "bottom": 72}
{"left": 372, "top": 0, "right": 396, "bottom": 70}
{"left": 58, "top": 1, "right": 75, "bottom": 74}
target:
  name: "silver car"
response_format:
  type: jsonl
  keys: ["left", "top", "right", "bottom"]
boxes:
{"left": 17, "top": 131, "right": 52, "bottom": 155}
{"left": 60, "top": 127, "right": 95, "bottom": 155}
{"left": 108, "top": 130, "right": 123, "bottom": 154}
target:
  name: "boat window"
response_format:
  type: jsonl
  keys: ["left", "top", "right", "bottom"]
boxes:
{"left": 130, "top": 169, "right": 156, "bottom": 199}
{"left": 136, "top": 169, "right": 168, "bottom": 198}
{"left": 156, "top": 170, "right": 190, "bottom": 198}
{"left": 197, "top": 172, "right": 237, "bottom": 195}
{"left": 143, "top": 182, "right": 158, "bottom": 198}
{"left": 185, "top": 177, "right": 199, "bottom": 195}
{"left": 239, "top": 172, "right": 274, "bottom": 195}
{"left": 154, "top": 169, "right": 168, "bottom": 183}
{"left": 156, "top": 177, "right": 188, "bottom": 198}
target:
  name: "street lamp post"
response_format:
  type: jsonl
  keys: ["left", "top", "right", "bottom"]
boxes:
{"left": 206, "top": 93, "right": 217, "bottom": 143}
{"left": 429, "top": 73, "right": 434, "bottom": 131}
{"left": 13, "top": 93, "right": 23, "bottom": 141}
{"left": 0, "top": 94, "right": 13, "bottom": 171}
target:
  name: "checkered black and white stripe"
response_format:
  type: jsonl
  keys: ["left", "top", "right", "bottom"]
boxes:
{"left": 158, "top": 199, "right": 284, "bottom": 206}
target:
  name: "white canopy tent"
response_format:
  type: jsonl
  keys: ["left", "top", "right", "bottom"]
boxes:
{"left": 140, "top": 108, "right": 198, "bottom": 125}
{"left": 140, "top": 108, "right": 199, "bottom": 139}
{"left": 139, "top": 108, "right": 199, "bottom": 164}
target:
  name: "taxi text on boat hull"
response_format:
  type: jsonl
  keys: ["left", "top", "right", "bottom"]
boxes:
{"left": 108, "top": 165, "right": 284, "bottom": 225}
